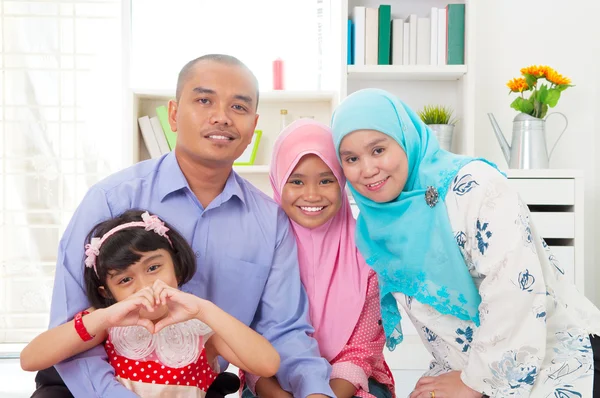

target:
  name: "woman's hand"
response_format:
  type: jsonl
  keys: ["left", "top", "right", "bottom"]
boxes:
{"left": 102, "top": 286, "right": 157, "bottom": 333}
{"left": 152, "top": 279, "right": 207, "bottom": 333}
{"left": 409, "top": 371, "right": 483, "bottom": 398}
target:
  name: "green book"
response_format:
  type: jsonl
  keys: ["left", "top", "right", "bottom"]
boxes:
{"left": 155, "top": 105, "right": 177, "bottom": 150}
{"left": 447, "top": 4, "right": 466, "bottom": 65}
{"left": 378, "top": 5, "right": 391, "bottom": 65}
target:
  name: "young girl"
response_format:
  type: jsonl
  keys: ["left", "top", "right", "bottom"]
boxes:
{"left": 21, "top": 209, "right": 280, "bottom": 398}
{"left": 242, "top": 119, "right": 395, "bottom": 398}
{"left": 331, "top": 88, "right": 600, "bottom": 398}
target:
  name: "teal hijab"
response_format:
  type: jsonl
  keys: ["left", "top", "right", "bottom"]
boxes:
{"left": 331, "top": 89, "right": 499, "bottom": 350}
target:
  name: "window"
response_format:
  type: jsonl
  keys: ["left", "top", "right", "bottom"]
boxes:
{"left": 0, "top": 0, "right": 124, "bottom": 343}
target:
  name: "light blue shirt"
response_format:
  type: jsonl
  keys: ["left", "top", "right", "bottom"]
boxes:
{"left": 49, "top": 152, "right": 333, "bottom": 397}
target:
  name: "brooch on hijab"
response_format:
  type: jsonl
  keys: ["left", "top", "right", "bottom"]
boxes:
{"left": 425, "top": 186, "right": 439, "bottom": 208}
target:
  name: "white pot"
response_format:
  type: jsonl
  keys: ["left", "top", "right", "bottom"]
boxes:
{"left": 429, "top": 124, "right": 454, "bottom": 152}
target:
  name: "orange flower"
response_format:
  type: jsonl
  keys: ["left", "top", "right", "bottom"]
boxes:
{"left": 507, "top": 77, "right": 529, "bottom": 92}
{"left": 520, "top": 65, "right": 550, "bottom": 78}
{"left": 546, "top": 69, "right": 571, "bottom": 85}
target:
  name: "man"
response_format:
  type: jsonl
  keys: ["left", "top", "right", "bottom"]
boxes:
{"left": 33, "top": 54, "right": 334, "bottom": 398}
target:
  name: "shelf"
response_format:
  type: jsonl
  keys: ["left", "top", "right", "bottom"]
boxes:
{"left": 131, "top": 89, "right": 335, "bottom": 103}
{"left": 347, "top": 65, "right": 467, "bottom": 81}
{"left": 232, "top": 165, "right": 270, "bottom": 174}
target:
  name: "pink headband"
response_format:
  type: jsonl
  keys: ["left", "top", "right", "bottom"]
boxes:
{"left": 84, "top": 211, "right": 173, "bottom": 276}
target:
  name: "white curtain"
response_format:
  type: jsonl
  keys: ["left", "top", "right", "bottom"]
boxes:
{"left": 0, "top": 0, "right": 124, "bottom": 343}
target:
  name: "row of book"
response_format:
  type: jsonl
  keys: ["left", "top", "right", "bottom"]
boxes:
{"left": 138, "top": 106, "right": 176, "bottom": 158}
{"left": 348, "top": 4, "right": 465, "bottom": 66}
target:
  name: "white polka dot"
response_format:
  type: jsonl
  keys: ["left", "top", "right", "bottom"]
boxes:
{"left": 146, "top": 375, "right": 150, "bottom": 379}
{"left": 128, "top": 366, "right": 132, "bottom": 370}
{"left": 160, "top": 375, "right": 163, "bottom": 379}
{"left": 177, "top": 382, "right": 180, "bottom": 385}
{"left": 192, "top": 377, "right": 195, "bottom": 381}
{"left": 121, "top": 370, "right": 125, "bottom": 374}
{"left": 135, "top": 361, "right": 139, "bottom": 365}
{"left": 133, "top": 373, "right": 137, "bottom": 377}
{"left": 124, "top": 359, "right": 128, "bottom": 363}
{"left": 161, "top": 365, "right": 165, "bottom": 369}
{"left": 148, "top": 364, "right": 152, "bottom": 368}
{"left": 141, "top": 368, "right": 144, "bottom": 372}
{"left": 181, "top": 370, "right": 184, "bottom": 374}
{"left": 173, "top": 375, "right": 177, "bottom": 380}
{"left": 187, "top": 382, "right": 190, "bottom": 386}
{"left": 166, "top": 381, "right": 169, "bottom": 385}
{"left": 117, "top": 363, "right": 120, "bottom": 367}
{"left": 152, "top": 381, "right": 156, "bottom": 384}
{"left": 167, "top": 370, "right": 171, "bottom": 374}
{"left": 113, "top": 357, "right": 117, "bottom": 360}
{"left": 154, "top": 370, "right": 157, "bottom": 374}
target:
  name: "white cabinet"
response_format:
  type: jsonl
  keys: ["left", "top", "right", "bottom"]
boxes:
{"left": 505, "top": 169, "right": 584, "bottom": 292}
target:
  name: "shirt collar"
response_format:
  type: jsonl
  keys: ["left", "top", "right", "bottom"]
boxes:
{"left": 159, "top": 152, "right": 247, "bottom": 208}
{"left": 158, "top": 151, "right": 189, "bottom": 201}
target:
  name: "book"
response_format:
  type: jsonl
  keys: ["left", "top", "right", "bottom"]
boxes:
{"left": 429, "top": 7, "right": 439, "bottom": 65}
{"left": 351, "top": 6, "right": 366, "bottom": 66}
{"left": 155, "top": 105, "right": 177, "bottom": 150}
{"left": 377, "top": 5, "right": 391, "bottom": 65}
{"left": 437, "top": 8, "right": 447, "bottom": 65}
{"left": 408, "top": 14, "right": 417, "bottom": 65}
{"left": 150, "top": 116, "right": 170, "bottom": 154}
{"left": 391, "top": 19, "right": 404, "bottom": 65}
{"left": 417, "top": 17, "right": 431, "bottom": 65}
{"left": 447, "top": 4, "right": 466, "bottom": 65}
{"left": 138, "top": 116, "right": 162, "bottom": 158}
{"left": 365, "top": 7, "right": 379, "bottom": 65}
{"left": 347, "top": 19, "right": 354, "bottom": 65}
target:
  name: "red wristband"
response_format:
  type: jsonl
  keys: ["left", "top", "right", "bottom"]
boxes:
{"left": 74, "top": 310, "right": 95, "bottom": 342}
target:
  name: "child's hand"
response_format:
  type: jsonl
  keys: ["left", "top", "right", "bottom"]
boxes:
{"left": 151, "top": 279, "right": 206, "bottom": 333}
{"left": 103, "top": 286, "right": 157, "bottom": 333}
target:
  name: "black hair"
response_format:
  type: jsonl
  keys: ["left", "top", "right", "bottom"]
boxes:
{"left": 83, "top": 209, "right": 196, "bottom": 309}
{"left": 175, "top": 53, "right": 260, "bottom": 107}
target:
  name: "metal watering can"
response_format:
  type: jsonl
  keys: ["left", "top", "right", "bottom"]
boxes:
{"left": 487, "top": 112, "right": 568, "bottom": 169}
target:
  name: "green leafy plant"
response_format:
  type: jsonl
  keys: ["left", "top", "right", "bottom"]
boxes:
{"left": 417, "top": 105, "right": 458, "bottom": 125}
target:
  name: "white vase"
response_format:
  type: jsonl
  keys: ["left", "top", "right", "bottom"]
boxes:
{"left": 429, "top": 124, "right": 454, "bottom": 152}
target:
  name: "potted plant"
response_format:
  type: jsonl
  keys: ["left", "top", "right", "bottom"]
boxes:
{"left": 487, "top": 65, "right": 573, "bottom": 169}
{"left": 418, "top": 105, "right": 458, "bottom": 152}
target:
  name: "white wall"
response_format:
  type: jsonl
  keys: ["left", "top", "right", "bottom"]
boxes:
{"left": 474, "top": 0, "right": 600, "bottom": 305}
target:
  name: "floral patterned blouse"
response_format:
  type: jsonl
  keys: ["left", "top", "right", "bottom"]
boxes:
{"left": 392, "top": 161, "right": 600, "bottom": 397}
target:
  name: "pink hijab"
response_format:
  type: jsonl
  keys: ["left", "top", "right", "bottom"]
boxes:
{"left": 270, "top": 119, "right": 371, "bottom": 361}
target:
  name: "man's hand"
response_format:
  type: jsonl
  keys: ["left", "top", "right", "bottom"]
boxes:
{"left": 254, "top": 376, "right": 293, "bottom": 398}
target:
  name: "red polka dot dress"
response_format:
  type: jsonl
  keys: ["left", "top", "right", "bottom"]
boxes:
{"left": 105, "top": 337, "right": 218, "bottom": 397}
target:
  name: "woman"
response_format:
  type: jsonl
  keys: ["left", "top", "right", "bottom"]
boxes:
{"left": 330, "top": 88, "right": 600, "bottom": 398}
